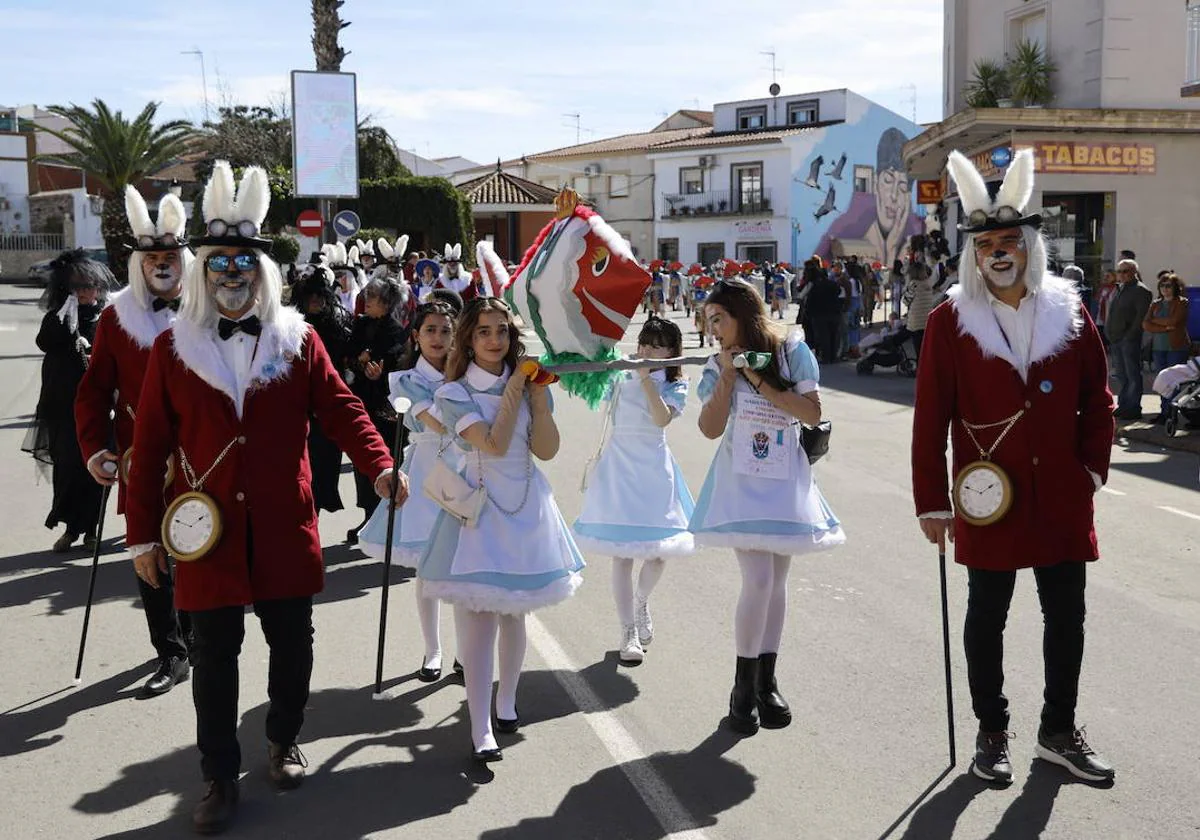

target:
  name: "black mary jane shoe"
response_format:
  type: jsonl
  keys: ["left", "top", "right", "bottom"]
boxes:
{"left": 416, "top": 661, "right": 442, "bottom": 683}
{"left": 495, "top": 712, "right": 520, "bottom": 735}
{"left": 473, "top": 746, "right": 503, "bottom": 763}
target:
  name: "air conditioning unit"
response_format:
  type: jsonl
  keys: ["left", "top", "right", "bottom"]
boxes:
{"left": 583, "top": 164, "right": 602, "bottom": 176}
{"left": 699, "top": 155, "right": 715, "bottom": 168}
{"left": 89, "top": 196, "right": 104, "bottom": 214}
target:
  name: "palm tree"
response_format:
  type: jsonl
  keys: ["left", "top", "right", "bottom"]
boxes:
{"left": 312, "top": 0, "right": 350, "bottom": 71}
{"left": 37, "top": 100, "right": 195, "bottom": 269}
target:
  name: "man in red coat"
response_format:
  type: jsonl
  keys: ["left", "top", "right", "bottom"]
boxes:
{"left": 75, "top": 185, "right": 194, "bottom": 697}
{"left": 125, "top": 161, "right": 409, "bottom": 835}
{"left": 912, "top": 149, "right": 1115, "bottom": 785}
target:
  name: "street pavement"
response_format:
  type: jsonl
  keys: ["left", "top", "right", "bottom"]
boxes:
{"left": 1, "top": 283, "right": 1198, "bottom": 840}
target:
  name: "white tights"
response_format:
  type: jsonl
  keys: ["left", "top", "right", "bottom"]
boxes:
{"left": 734, "top": 550, "right": 792, "bottom": 658}
{"left": 611, "top": 557, "right": 666, "bottom": 626}
{"left": 415, "top": 579, "right": 442, "bottom": 670}
{"left": 453, "top": 607, "right": 527, "bottom": 752}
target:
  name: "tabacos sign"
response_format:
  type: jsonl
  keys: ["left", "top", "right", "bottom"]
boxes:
{"left": 969, "top": 141, "right": 1156, "bottom": 177}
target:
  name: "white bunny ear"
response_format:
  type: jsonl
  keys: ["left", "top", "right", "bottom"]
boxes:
{"left": 348, "top": 245, "right": 360, "bottom": 265}
{"left": 203, "top": 160, "right": 237, "bottom": 223}
{"left": 333, "top": 242, "right": 348, "bottom": 265}
{"left": 157, "top": 193, "right": 187, "bottom": 238}
{"left": 452, "top": 243, "right": 462, "bottom": 260}
{"left": 443, "top": 243, "right": 453, "bottom": 261}
{"left": 320, "top": 243, "right": 337, "bottom": 263}
{"left": 395, "top": 235, "right": 409, "bottom": 259}
{"left": 234, "top": 165, "right": 271, "bottom": 229}
{"left": 364, "top": 240, "right": 375, "bottom": 256}
{"left": 994, "top": 148, "right": 1035, "bottom": 214}
{"left": 476, "top": 240, "right": 510, "bottom": 296}
{"left": 125, "top": 186, "right": 155, "bottom": 238}
{"left": 378, "top": 239, "right": 395, "bottom": 259}
{"left": 946, "top": 150, "right": 992, "bottom": 217}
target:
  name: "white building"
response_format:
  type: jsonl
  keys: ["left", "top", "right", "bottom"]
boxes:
{"left": 651, "top": 90, "right": 926, "bottom": 270}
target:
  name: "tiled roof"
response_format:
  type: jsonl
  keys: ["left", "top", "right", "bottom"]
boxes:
{"left": 649, "top": 125, "right": 818, "bottom": 152}
{"left": 676, "top": 109, "right": 715, "bottom": 125}
{"left": 527, "top": 126, "right": 713, "bottom": 159}
{"left": 457, "top": 168, "right": 558, "bottom": 206}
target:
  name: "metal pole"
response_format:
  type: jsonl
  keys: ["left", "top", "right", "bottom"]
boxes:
{"left": 542, "top": 354, "right": 714, "bottom": 374}
{"left": 74, "top": 483, "right": 112, "bottom": 684}
{"left": 938, "top": 549, "right": 957, "bottom": 767}
{"left": 373, "top": 412, "right": 408, "bottom": 699}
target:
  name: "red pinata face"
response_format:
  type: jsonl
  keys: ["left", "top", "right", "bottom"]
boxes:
{"left": 571, "top": 223, "right": 649, "bottom": 342}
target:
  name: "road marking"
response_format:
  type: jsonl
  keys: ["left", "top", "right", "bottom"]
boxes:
{"left": 0, "top": 323, "right": 18, "bottom": 331}
{"left": 526, "top": 614, "right": 710, "bottom": 840}
{"left": 1158, "top": 506, "right": 1200, "bottom": 522}
{"left": 1099, "top": 487, "right": 1126, "bottom": 496}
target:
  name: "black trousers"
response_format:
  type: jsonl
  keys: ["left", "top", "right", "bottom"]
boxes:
{"left": 809, "top": 314, "right": 841, "bottom": 363}
{"left": 964, "top": 562, "right": 1087, "bottom": 735}
{"left": 189, "top": 597, "right": 314, "bottom": 781}
{"left": 135, "top": 561, "right": 190, "bottom": 662}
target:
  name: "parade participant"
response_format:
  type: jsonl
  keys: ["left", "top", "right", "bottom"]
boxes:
{"left": 360, "top": 295, "right": 462, "bottom": 681}
{"left": 690, "top": 278, "right": 844, "bottom": 735}
{"left": 355, "top": 238, "right": 377, "bottom": 275}
{"left": 693, "top": 275, "right": 714, "bottom": 347}
{"left": 439, "top": 243, "right": 472, "bottom": 295}
{"left": 24, "top": 249, "right": 111, "bottom": 552}
{"left": 419, "top": 297, "right": 584, "bottom": 763}
{"left": 912, "top": 149, "right": 1115, "bottom": 784}
{"left": 74, "top": 186, "right": 193, "bottom": 695}
{"left": 290, "top": 263, "right": 354, "bottom": 514}
{"left": 124, "top": 161, "right": 407, "bottom": 834}
{"left": 323, "top": 242, "right": 365, "bottom": 316}
{"left": 573, "top": 316, "right": 694, "bottom": 664}
{"left": 414, "top": 256, "right": 441, "bottom": 302}
{"left": 345, "top": 276, "right": 411, "bottom": 543}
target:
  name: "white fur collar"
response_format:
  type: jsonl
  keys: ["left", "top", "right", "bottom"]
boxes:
{"left": 112, "top": 286, "right": 175, "bottom": 350}
{"left": 947, "top": 274, "right": 1083, "bottom": 372}
{"left": 171, "top": 307, "right": 309, "bottom": 410}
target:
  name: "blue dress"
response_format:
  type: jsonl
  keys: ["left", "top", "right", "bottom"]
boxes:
{"left": 573, "top": 371, "right": 695, "bottom": 558}
{"left": 417, "top": 363, "right": 585, "bottom": 615}
{"left": 688, "top": 332, "right": 845, "bottom": 555}
{"left": 359, "top": 356, "right": 457, "bottom": 563}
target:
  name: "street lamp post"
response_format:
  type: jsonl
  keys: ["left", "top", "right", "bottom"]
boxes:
{"left": 181, "top": 48, "right": 210, "bottom": 123}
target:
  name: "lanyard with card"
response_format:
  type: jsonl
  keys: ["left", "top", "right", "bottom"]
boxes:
{"left": 732, "top": 393, "right": 795, "bottom": 480}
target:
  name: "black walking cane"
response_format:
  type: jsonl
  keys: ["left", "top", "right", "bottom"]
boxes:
{"left": 373, "top": 397, "right": 410, "bottom": 699}
{"left": 74, "top": 480, "right": 113, "bottom": 684}
{"left": 938, "top": 546, "right": 957, "bottom": 767}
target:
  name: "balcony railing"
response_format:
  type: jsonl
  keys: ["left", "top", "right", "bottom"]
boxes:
{"left": 1186, "top": 2, "right": 1200, "bottom": 95}
{"left": 661, "top": 188, "right": 774, "bottom": 219}
{"left": 0, "top": 232, "right": 65, "bottom": 251}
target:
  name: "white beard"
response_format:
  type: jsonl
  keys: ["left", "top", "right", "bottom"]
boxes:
{"left": 214, "top": 283, "right": 253, "bottom": 313}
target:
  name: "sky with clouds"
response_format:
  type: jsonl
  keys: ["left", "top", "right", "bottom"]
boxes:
{"left": 2, "top": 0, "right": 944, "bottom": 166}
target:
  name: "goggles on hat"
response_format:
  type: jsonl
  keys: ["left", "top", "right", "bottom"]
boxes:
{"left": 136, "top": 233, "right": 182, "bottom": 249}
{"left": 206, "top": 218, "right": 261, "bottom": 239}
{"left": 205, "top": 253, "right": 259, "bottom": 273}
{"left": 967, "top": 205, "right": 1023, "bottom": 229}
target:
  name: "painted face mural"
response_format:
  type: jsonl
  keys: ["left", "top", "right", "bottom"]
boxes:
{"left": 507, "top": 205, "right": 650, "bottom": 360}
{"left": 875, "top": 166, "right": 911, "bottom": 238}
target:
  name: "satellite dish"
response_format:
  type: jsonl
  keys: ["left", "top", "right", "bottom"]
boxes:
{"left": 769, "top": 82, "right": 781, "bottom": 97}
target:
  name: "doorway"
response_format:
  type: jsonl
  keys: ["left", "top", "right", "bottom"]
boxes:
{"left": 1040, "top": 192, "right": 1107, "bottom": 287}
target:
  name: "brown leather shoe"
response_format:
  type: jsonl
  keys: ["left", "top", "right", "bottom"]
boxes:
{"left": 192, "top": 779, "right": 238, "bottom": 835}
{"left": 267, "top": 742, "right": 307, "bottom": 790}
{"left": 52, "top": 531, "right": 79, "bottom": 553}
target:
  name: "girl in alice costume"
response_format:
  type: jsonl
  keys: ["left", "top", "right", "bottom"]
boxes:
{"left": 418, "top": 297, "right": 584, "bottom": 763}
{"left": 359, "top": 298, "right": 462, "bottom": 682}
{"left": 572, "top": 316, "right": 694, "bottom": 664}
{"left": 690, "top": 279, "right": 844, "bottom": 735}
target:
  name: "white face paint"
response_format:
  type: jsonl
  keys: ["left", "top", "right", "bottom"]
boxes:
{"left": 141, "top": 250, "right": 183, "bottom": 294}
{"left": 974, "top": 229, "right": 1028, "bottom": 290}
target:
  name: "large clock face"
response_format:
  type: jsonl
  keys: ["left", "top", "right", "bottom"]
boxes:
{"left": 166, "top": 497, "right": 216, "bottom": 556}
{"left": 956, "top": 465, "right": 1007, "bottom": 520}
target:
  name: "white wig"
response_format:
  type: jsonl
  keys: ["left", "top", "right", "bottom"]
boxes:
{"left": 179, "top": 245, "right": 284, "bottom": 328}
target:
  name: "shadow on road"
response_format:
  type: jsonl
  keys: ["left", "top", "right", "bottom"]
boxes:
{"left": 1111, "top": 439, "right": 1200, "bottom": 491}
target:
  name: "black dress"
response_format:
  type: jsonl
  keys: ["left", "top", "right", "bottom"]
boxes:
{"left": 25, "top": 306, "right": 104, "bottom": 535}
{"left": 305, "top": 309, "right": 353, "bottom": 513}
{"left": 346, "top": 315, "right": 409, "bottom": 516}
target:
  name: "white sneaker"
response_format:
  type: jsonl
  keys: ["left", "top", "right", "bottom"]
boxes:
{"left": 634, "top": 596, "right": 654, "bottom": 647}
{"left": 619, "top": 624, "right": 644, "bottom": 663}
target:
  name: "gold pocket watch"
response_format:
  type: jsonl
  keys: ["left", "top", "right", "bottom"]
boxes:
{"left": 161, "top": 491, "right": 223, "bottom": 562}
{"left": 952, "top": 460, "right": 1014, "bottom": 526}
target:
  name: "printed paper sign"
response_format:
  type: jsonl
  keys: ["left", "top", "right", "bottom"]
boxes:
{"left": 732, "top": 394, "right": 794, "bottom": 480}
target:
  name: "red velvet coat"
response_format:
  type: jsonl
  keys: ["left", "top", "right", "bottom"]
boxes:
{"left": 74, "top": 290, "right": 173, "bottom": 513}
{"left": 911, "top": 275, "right": 1114, "bottom": 570}
{"left": 125, "top": 307, "right": 392, "bottom": 611}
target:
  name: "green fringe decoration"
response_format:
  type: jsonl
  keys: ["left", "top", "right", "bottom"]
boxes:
{"left": 540, "top": 347, "right": 621, "bottom": 410}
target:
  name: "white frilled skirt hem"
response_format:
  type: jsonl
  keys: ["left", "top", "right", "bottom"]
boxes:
{"left": 571, "top": 530, "right": 695, "bottom": 559}
{"left": 421, "top": 572, "right": 583, "bottom": 616}
{"left": 358, "top": 541, "right": 423, "bottom": 565}
{"left": 693, "top": 526, "right": 846, "bottom": 555}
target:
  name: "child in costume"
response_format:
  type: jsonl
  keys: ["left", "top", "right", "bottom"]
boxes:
{"left": 693, "top": 278, "right": 713, "bottom": 347}
{"left": 690, "top": 278, "right": 844, "bottom": 735}
{"left": 573, "top": 316, "right": 694, "bottom": 664}
{"left": 418, "top": 297, "right": 584, "bottom": 763}
{"left": 360, "top": 298, "right": 462, "bottom": 681}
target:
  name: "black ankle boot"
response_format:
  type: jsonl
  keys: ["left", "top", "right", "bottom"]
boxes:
{"left": 727, "top": 656, "right": 760, "bottom": 735}
{"left": 756, "top": 652, "right": 792, "bottom": 729}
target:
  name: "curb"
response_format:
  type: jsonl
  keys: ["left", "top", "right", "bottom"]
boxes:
{"left": 1117, "top": 422, "right": 1200, "bottom": 455}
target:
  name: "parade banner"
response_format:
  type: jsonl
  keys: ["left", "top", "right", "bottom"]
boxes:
{"left": 291, "top": 70, "right": 359, "bottom": 198}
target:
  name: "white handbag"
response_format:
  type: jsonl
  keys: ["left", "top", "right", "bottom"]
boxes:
{"left": 422, "top": 447, "right": 485, "bottom": 528}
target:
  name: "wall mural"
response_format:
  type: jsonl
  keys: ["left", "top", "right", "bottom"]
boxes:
{"left": 790, "top": 103, "right": 926, "bottom": 270}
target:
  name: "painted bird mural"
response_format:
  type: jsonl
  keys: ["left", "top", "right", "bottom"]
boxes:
{"left": 826, "top": 153, "right": 848, "bottom": 180}
{"left": 801, "top": 155, "right": 824, "bottom": 189}
{"left": 814, "top": 185, "right": 837, "bottom": 221}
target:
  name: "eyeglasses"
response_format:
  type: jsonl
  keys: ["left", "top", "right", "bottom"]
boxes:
{"left": 136, "top": 233, "right": 181, "bottom": 249}
{"left": 206, "top": 218, "right": 260, "bottom": 239}
{"left": 205, "top": 253, "right": 259, "bottom": 273}
{"left": 967, "top": 206, "right": 1023, "bottom": 228}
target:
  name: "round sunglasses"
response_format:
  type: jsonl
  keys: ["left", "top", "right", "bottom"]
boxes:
{"left": 205, "top": 253, "right": 259, "bottom": 273}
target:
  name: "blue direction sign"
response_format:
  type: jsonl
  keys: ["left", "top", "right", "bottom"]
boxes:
{"left": 333, "top": 209, "right": 361, "bottom": 239}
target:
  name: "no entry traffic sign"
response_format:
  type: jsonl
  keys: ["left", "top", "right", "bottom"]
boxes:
{"left": 333, "top": 209, "right": 361, "bottom": 239}
{"left": 297, "top": 209, "right": 323, "bottom": 237}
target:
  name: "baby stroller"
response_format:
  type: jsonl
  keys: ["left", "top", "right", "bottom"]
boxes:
{"left": 856, "top": 327, "right": 917, "bottom": 377}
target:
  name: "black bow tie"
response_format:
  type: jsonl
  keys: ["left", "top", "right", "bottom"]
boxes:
{"left": 152, "top": 297, "right": 181, "bottom": 312}
{"left": 218, "top": 315, "right": 261, "bottom": 340}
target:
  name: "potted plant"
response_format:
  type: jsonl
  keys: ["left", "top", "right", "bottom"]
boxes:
{"left": 963, "top": 58, "right": 1011, "bottom": 108}
{"left": 718, "top": 199, "right": 728, "bottom": 212}
{"left": 1007, "top": 39, "right": 1056, "bottom": 107}
{"left": 761, "top": 198, "right": 772, "bottom": 213}
{"left": 669, "top": 207, "right": 677, "bottom": 217}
